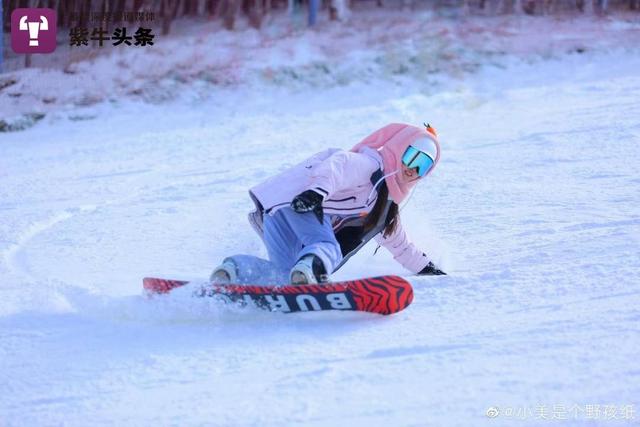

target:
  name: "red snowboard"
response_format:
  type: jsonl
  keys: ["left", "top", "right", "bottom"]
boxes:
{"left": 143, "top": 275, "right": 413, "bottom": 315}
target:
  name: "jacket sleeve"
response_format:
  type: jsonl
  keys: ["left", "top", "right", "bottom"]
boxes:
{"left": 306, "top": 150, "right": 378, "bottom": 200}
{"left": 374, "top": 217, "right": 431, "bottom": 273}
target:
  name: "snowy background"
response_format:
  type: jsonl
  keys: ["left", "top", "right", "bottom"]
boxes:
{"left": 1, "top": 9, "right": 640, "bottom": 427}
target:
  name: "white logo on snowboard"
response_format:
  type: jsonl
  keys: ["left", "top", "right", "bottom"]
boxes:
{"left": 269, "top": 292, "right": 352, "bottom": 312}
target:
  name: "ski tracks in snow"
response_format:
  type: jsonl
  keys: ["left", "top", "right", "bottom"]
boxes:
{"left": 2, "top": 206, "right": 95, "bottom": 282}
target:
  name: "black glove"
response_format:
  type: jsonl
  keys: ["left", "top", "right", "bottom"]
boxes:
{"left": 418, "top": 261, "right": 446, "bottom": 276}
{"left": 291, "top": 190, "right": 324, "bottom": 224}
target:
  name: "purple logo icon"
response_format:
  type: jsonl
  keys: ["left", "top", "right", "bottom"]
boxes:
{"left": 11, "top": 8, "right": 57, "bottom": 54}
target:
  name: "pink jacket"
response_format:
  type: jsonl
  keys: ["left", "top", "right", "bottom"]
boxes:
{"left": 249, "top": 147, "right": 431, "bottom": 274}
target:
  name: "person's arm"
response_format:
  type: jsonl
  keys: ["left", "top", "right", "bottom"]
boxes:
{"left": 375, "top": 218, "right": 446, "bottom": 275}
{"left": 305, "top": 150, "right": 377, "bottom": 200}
{"left": 291, "top": 151, "right": 378, "bottom": 223}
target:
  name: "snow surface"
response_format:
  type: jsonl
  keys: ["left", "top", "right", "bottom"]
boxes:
{"left": 1, "top": 12, "right": 640, "bottom": 427}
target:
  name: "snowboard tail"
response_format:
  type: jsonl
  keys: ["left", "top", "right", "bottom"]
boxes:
{"left": 143, "top": 275, "right": 413, "bottom": 315}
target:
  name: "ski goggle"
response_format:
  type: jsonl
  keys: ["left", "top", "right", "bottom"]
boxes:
{"left": 402, "top": 145, "right": 435, "bottom": 177}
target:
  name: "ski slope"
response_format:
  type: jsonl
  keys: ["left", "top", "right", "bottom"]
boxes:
{"left": 1, "top": 17, "right": 640, "bottom": 427}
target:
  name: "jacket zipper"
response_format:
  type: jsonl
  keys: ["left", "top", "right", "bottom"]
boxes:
{"left": 265, "top": 201, "right": 290, "bottom": 215}
{"left": 267, "top": 194, "right": 375, "bottom": 214}
{"left": 326, "top": 196, "right": 357, "bottom": 202}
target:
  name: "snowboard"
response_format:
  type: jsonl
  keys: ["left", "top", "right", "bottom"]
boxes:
{"left": 143, "top": 275, "right": 413, "bottom": 315}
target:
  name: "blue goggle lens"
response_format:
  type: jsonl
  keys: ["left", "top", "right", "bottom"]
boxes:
{"left": 402, "top": 146, "right": 435, "bottom": 177}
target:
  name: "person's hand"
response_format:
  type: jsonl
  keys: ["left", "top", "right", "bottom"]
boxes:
{"left": 291, "top": 190, "right": 324, "bottom": 224}
{"left": 418, "top": 260, "right": 446, "bottom": 275}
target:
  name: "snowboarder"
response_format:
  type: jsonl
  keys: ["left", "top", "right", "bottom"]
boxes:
{"left": 211, "top": 122, "right": 447, "bottom": 285}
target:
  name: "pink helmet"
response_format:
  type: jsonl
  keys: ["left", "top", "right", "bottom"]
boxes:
{"left": 351, "top": 123, "right": 441, "bottom": 203}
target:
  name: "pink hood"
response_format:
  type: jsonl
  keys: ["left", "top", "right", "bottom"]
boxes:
{"left": 350, "top": 123, "right": 441, "bottom": 204}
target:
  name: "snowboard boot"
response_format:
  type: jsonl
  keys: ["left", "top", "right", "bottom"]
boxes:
{"left": 290, "top": 254, "right": 329, "bottom": 285}
{"left": 210, "top": 259, "right": 238, "bottom": 283}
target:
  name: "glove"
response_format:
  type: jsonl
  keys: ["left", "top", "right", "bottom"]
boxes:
{"left": 291, "top": 190, "right": 325, "bottom": 225}
{"left": 418, "top": 260, "right": 446, "bottom": 276}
